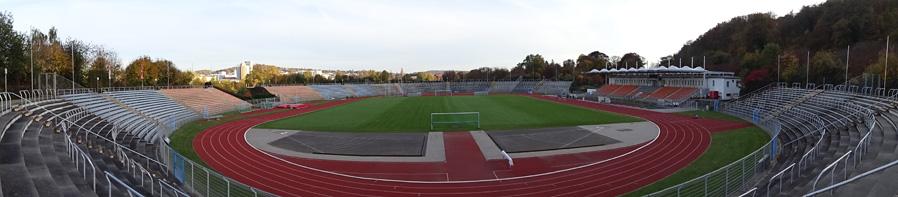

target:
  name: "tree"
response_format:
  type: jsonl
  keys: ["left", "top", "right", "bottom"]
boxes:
{"left": 379, "top": 70, "right": 390, "bottom": 82}
{"left": 122, "top": 56, "right": 154, "bottom": 86}
{"left": 864, "top": 51, "right": 898, "bottom": 88}
{"left": 244, "top": 64, "right": 280, "bottom": 85}
{"left": 779, "top": 52, "right": 801, "bottom": 83}
{"left": 618, "top": 53, "right": 646, "bottom": 68}
{"left": 518, "top": 54, "right": 547, "bottom": 79}
{"left": 0, "top": 11, "right": 27, "bottom": 91}
{"left": 811, "top": 50, "right": 843, "bottom": 84}
{"left": 442, "top": 71, "right": 458, "bottom": 81}
{"left": 415, "top": 72, "right": 435, "bottom": 81}
{"left": 561, "top": 59, "right": 575, "bottom": 80}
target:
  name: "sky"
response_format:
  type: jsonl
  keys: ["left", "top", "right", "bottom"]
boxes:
{"left": 3, "top": 0, "right": 825, "bottom": 72}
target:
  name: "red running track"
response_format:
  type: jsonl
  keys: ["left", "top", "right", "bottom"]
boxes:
{"left": 194, "top": 95, "right": 753, "bottom": 196}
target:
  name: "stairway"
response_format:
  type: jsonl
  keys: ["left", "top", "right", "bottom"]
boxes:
{"left": 205, "top": 88, "right": 234, "bottom": 104}
{"left": 445, "top": 82, "right": 451, "bottom": 90}
{"left": 342, "top": 85, "right": 358, "bottom": 97}
{"left": 99, "top": 94, "right": 159, "bottom": 126}
{"left": 761, "top": 89, "right": 823, "bottom": 122}
{"left": 532, "top": 80, "right": 546, "bottom": 93}
{"left": 394, "top": 83, "right": 403, "bottom": 94}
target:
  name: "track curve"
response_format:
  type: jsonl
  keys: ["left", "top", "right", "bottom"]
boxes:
{"left": 194, "top": 95, "right": 750, "bottom": 196}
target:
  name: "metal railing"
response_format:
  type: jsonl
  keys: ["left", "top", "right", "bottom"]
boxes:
{"left": 740, "top": 187, "right": 758, "bottom": 197}
{"left": 104, "top": 171, "right": 145, "bottom": 197}
{"left": 157, "top": 142, "right": 276, "bottom": 197}
{"left": 160, "top": 179, "right": 190, "bottom": 197}
{"left": 854, "top": 121, "right": 877, "bottom": 166}
{"left": 15, "top": 92, "right": 183, "bottom": 196}
{"left": 811, "top": 150, "right": 853, "bottom": 193}
{"left": 804, "top": 157, "right": 898, "bottom": 196}
{"left": 65, "top": 130, "right": 98, "bottom": 191}
{"left": 645, "top": 138, "right": 774, "bottom": 196}
{"left": 766, "top": 163, "right": 795, "bottom": 197}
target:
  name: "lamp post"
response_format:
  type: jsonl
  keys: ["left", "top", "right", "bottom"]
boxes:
{"left": 96, "top": 77, "right": 99, "bottom": 92}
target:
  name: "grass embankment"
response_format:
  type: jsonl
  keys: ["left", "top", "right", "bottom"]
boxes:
{"left": 168, "top": 109, "right": 289, "bottom": 168}
{"left": 622, "top": 111, "right": 769, "bottom": 196}
{"left": 256, "top": 95, "right": 643, "bottom": 132}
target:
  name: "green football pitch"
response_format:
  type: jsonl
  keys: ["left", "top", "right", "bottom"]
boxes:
{"left": 255, "top": 95, "right": 643, "bottom": 132}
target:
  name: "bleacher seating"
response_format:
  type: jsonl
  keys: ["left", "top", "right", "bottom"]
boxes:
{"left": 309, "top": 85, "right": 355, "bottom": 99}
{"left": 512, "top": 81, "right": 540, "bottom": 93}
{"left": 345, "top": 84, "right": 379, "bottom": 97}
{"left": 721, "top": 84, "right": 898, "bottom": 196}
{"left": 449, "top": 81, "right": 491, "bottom": 93}
{"left": 0, "top": 98, "right": 182, "bottom": 196}
{"left": 594, "top": 85, "right": 620, "bottom": 95}
{"left": 645, "top": 86, "right": 678, "bottom": 99}
{"left": 609, "top": 85, "right": 638, "bottom": 97}
{"left": 104, "top": 90, "right": 199, "bottom": 135}
{"left": 532, "top": 81, "right": 572, "bottom": 94}
{"left": 399, "top": 82, "right": 445, "bottom": 94}
{"left": 369, "top": 84, "right": 401, "bottom": 96}
{"left": 265, "top": 86, "right": 325, "bottom": 103}
{"left": 60, "top": 93, "right": 161, "bottom": 143}
{"left": 627, "top": 86, "right": 660, "bottom": 99}
{"left": 159, "top": 88, "right": 244, "bottom": 116}
{"left": 665, "top": 87, "right": 698, "bottom": 100}
{"left": 489, "top": 81, "right": 518, "bottom": 93}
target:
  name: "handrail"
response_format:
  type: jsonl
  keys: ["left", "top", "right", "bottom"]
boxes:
{"left": 104, "top": 171, "right": 145, "bottom": 197}
{"left": 853, "top": 121, "right": 877, "bottom": 167}
{"left": 159, "top": 179, "right": 190, "bottom": 197}
{"left": 740, "top": 187, "right": 758, "bottom": 197}
{"left": 804, "top": 157, "right": 898, "bottom": 196}
{"left": 766, "top": 163, "right": 795, "bottom": 197}
{"left": 12, "top": 92, "right": 167, "bottom": 168}
{"left": 797, "top": 131, "right": 826, "bottom": 177}
{"left": 812, "top": 150, "right": 853, "bottom": 192}
{"left": 65, "top": 130, "right": 97, "bottom": 191}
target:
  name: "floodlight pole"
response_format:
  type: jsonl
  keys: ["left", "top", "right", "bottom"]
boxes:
{"left": 72, "top": 41, "right": 75, "bottom": 90}
{"left": 30, "top": 31, "right": 34, "bottom": 91}
{"left": 846, "top": 45, "right": 850, "bottom": 87}
{"left": 886, "top": 36, "right": 890, "bottom": 90}
{"left": 806, "top": 51, "right": 810, "bottom": 85}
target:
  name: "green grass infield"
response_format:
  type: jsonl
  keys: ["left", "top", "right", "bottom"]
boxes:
{"left": 255, "top": 94, "right": 643, "bottom": 132}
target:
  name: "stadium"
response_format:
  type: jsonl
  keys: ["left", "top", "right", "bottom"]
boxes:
{"left": 4, "top": 0, "right": 898, "bottom": 196}
{"left": 2, "top": 67, "right": 896, "bottom": 197}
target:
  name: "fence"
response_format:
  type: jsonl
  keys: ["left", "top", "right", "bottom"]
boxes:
{"left": 646, "top": 139, "right": 774, "bottom": 196}
{"left": 157, "top": 142, "right": 276, "bottom": 197}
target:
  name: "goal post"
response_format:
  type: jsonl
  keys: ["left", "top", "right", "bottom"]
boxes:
{"left": 435, "top": 89, "right": 452, "bottom": 96}
{"left": 431, "top": 112, "right": 480, "bottom": 129}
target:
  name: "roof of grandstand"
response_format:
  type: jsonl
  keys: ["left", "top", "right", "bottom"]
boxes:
{"left": 589, "top": 66, "right": 738, "bottom": 78}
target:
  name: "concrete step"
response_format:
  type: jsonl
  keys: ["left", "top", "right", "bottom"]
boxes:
{"left": 0, "top": 115, "right": 40, "bottom": 197}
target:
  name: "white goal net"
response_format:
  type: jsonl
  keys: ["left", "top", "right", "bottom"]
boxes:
{"left": 431, "top": 112, "right": 480, "bottom": 129}
{"left": 407, "top": 92, "right": 422, "bottom": 97}
{"left": 474, "top": 91, "right": 489, "bottom": 95}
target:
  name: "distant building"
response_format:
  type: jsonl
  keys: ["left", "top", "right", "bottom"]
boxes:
{"left": 236, "top": 61, "right": 253, "bottom": 81}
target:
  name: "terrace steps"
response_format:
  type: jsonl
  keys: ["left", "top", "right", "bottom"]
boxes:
{"left": 761, "top": 89, "right": 823, "bottom": 122}
{"left": 394, "top": 83, "right": 403, "bottom": 94}
{"left": 98, "top": 94, "right": 159, "bottom": 126}
{"left": 342, "top": 85, "right": 358, "bottom": 97}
